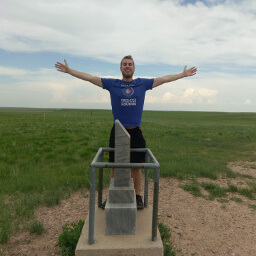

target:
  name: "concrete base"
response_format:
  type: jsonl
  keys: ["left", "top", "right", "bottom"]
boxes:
{"left": 76, "top": 206, "right": 163, "bottom": 256}
{"left": 105, "top": 178, "right": 137, "bottom": 235}
{"left": 105, "top": 200, "right": 137, "bottom": 235}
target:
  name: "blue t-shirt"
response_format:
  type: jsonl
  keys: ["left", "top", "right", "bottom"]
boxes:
{"left": 102, "top": 78, "right": 154, "bottom": 127}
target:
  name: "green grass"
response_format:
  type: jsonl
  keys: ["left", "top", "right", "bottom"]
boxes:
{"left": 182, "top": 180, "right": 230, "bottom": 200}
{"left": 142, "top": 111, "right": 256, "bottom": 179}
{"left": 230, "top": 197, "right": 243, "bottom": 203}
{"left": 182, "top": 180, "right": 256, "bottom": 201}
{"left": 29, "top": 221, "right": 45, "bottom": 235}
{"left": 58, "top": 220, "right": 84, "bottom": 256}
{"left": 1, "top": 109, "right": 256, "bottom": 242}
{"left": 248, "top": 204, "right": 256, "bottom": 210}
{"left": 158, "top": 222, "right": 175, "bottom": 256}
{"left": 181, "top": 180, "right": 203, "bottom": 197}
{"left": 201, "top": 182, "right": 228, "bottom": 199}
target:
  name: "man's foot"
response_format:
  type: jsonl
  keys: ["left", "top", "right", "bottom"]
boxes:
{"left": 136, "top": 195, "right": 144, "bottom": 209}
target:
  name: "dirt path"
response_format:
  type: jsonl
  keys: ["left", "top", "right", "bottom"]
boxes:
{"left": 1, "top": 162, "right": 256, "bottom": 256}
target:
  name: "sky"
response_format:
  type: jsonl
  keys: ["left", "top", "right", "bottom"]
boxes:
{"left": 0, "top": 0, "right": 256, "bottom": 112}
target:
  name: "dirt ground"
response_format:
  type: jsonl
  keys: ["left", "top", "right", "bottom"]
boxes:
{"left": 1, "top": 162, "right": 256, "bottom": 256}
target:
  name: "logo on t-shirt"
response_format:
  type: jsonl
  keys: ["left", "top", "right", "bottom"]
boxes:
{"left": 122, "top": 86, "right": 134, "bottom": 97}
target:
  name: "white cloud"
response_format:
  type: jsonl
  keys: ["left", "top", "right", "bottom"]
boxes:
{"left": 145, "top": 85, "right": 217, "bottom": 105}
{"left": 1, "top": 0, "right": 256, "bottom": 67}
{"left": 0, "top": 66, "right": 34, "bottom": 76}
{"left": 182, "top": 88, "right": 218, "bottom": 104}
{"left": 0, "top": 66, "right": 111, "bottom": 108}
{"left": 2, "top": 63, "right": 255, "bottom": 109}
{"left": 163, "top": 92, "right": 175, "bottom": 102}
{"left": 244, "top": 99, "right": 252, "bottom": 105}
{"left": 78, "top": 95, "right": 110, "bottom": 104}
{"left": 1, "top": 64, "right": 256, "bottom": 112}
{"left": 49, "top": 83, "right": 70, "bottom": 104}
{"left": 146, "top": 92, "right": 175, "bottom": 104}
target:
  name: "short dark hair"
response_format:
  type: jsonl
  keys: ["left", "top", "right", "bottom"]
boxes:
{"left": 120, "top": 55, "right": 134, "bottom": 67}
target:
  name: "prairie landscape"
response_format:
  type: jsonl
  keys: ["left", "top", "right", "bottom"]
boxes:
{"left": 0, "top": 109, "right": 256, "bottom": 255}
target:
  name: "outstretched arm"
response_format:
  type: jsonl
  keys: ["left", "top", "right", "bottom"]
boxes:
{"left": 55, "top": 60, "right": 103, "bottom": 88}
{"left": 152, "top": 66, "right": 197, "bottom": 88}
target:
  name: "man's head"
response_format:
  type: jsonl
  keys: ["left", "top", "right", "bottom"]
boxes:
{"left": 120, "top": 55, "right": 135, "bottom": 81}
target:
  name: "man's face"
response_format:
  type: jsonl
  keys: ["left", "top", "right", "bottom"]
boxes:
{"left": 120, "top": 59, "right": 135, "bottom": 79}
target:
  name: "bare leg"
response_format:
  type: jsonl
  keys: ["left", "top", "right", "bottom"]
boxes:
{"left": 131, "top": 168, "right": 142, "bottom": 195}
{"left": 110, "top": 168, "right": 114, "bottom": 179}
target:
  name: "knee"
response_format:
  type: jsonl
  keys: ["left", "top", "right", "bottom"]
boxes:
{"left": 131, "top": 168, "right": 141, "bottom": 175}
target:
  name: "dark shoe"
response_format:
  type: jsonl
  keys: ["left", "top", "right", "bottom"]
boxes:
{"left": 100, "top": 199, "right": 107, "bottom": 209}
{"left": 136, "top": 195, "right": 144, "bottom": 209}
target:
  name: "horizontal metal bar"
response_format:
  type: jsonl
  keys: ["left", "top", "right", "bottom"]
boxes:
{"left": 101, "top": 147, "right": 114, "bottom": 152}
{"left": 101, "top": 147, "right": 150, "bottom": 152}
{"left": 91, "top": 147, "right": 159, "bottom": 168}
{"left": 101, "top": 147, "right": 155, "bottom": 154}
{"left": 91, "top": 162, "right": 159, "bottom": 169}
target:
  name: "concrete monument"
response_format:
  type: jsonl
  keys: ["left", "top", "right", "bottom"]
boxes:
{"left": 75, "top": 119, "right": 163, "bottom": 255}
{"left": 105, "top": 120, "right": 137, "bottom": 235}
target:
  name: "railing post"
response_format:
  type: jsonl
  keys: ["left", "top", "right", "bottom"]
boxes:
{"left": 152, "top": 167, "right": 160, "bottom": 241}
{"left": 98, "top": 152, "right": 104, "bottom": 208}
{"left": 144, "top": 151, "right": 149, "bottom": 208}
{"left": 88, "top": 167, "right": 96, "bottom": 244}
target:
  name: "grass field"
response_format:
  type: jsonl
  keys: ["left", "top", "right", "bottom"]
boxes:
{"left": 0, "top": 108, "right": 256, "bottom": 243}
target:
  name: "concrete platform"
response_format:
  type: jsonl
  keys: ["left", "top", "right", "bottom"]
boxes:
{"left": 76, "top": 205, "right": 163, "bottom": 256}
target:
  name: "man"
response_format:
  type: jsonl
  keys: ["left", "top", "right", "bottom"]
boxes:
{"left": 55, "top": 55, "right": 197, "bottom": 209}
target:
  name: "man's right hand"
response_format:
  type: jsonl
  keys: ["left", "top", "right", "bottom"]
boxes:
{"left": 55, "top": 59, "right": 102, "bottom": 87}
{"left": 55, "top": 59, "right": 70, "bottom": 73}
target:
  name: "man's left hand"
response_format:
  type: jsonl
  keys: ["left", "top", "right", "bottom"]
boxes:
{"left": 183, "top": 66, "right": 197, "bottom": 77}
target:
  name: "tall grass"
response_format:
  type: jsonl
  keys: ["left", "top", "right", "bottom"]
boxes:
{"left": 0, "top": 109, "right": 256, "bottom": 242}
{"left": 0, "top": 109, "right": 112, "bottom": 242}
{"left": 143, "top": 111, "right": 256, "bottom": 179}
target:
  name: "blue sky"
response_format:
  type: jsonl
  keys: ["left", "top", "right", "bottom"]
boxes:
{"left": 1, "top": 0, "right": 255, "bottom": 112}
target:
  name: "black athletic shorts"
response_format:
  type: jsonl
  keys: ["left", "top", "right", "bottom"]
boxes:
{"left": 108, "top": 125, "right": 146, "bottom": 163}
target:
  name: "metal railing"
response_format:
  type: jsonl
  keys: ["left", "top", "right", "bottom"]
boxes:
{"left": 88, "top": 147, "right": 160, "bottom": 245}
